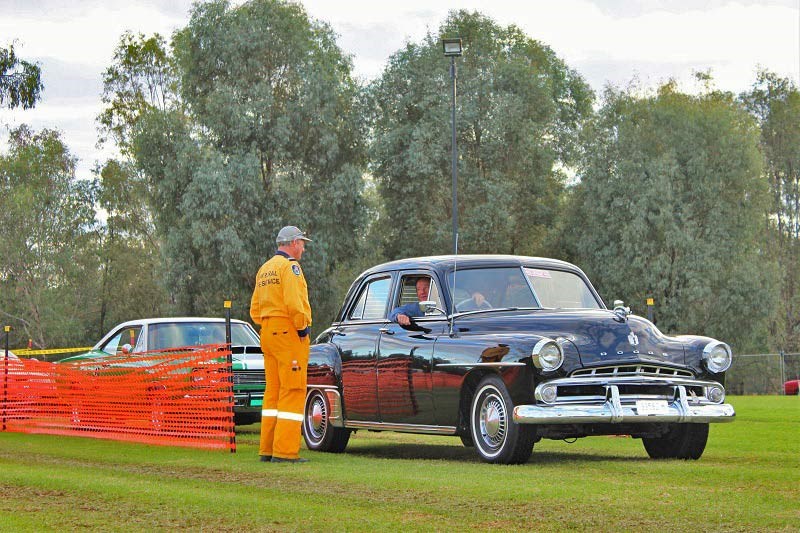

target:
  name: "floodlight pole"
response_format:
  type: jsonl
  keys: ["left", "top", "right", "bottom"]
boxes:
{"left": 443, "top": 37, "right": 462, "bottom": 255}
{"left": 450, "top": 55, "right": 458, "bottom": 255}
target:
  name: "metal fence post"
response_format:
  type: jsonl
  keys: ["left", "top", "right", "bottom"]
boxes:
{"left": 779, "top": 350, "right": 785, "bottom": 395}
{"left": 3, "top": 326, "right": 9, "bottom": 432}
{"left": 223, "top": 301, "right": 235, "bottom": 452}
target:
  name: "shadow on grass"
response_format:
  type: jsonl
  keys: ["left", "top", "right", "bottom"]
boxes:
{"left": 346, "top": 442, "right": 648, "bottom": 464}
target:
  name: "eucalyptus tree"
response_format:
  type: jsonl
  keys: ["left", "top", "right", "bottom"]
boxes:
{"left": 97, "top": 32, "right": 174, "bottom": 328}
{"left": 0, "top": 126, "right": 97, "bottom": 347}
{"left": 368, "top": 10, "right": 593, "bottom": 259}
{"left": 0, "top": 43, "right": 43, "bottom": 109}
{"left": 741, "top": 71, "right": 800, "bottom": 351}
{"left": 103, "top": 0, "right": 368, "bottom": 325}
{"left": 94, "top": 159, "right": 166, "bottom": 336}
{"left": 564, "top": 81, "right": 778, "bottom": 352}
{"left": 99, "top": 32, "right": 177, "bottom": 156}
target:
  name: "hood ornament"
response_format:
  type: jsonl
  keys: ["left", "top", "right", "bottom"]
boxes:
{"left": 613, "top": 300, "right": 631, "bottom": 322}
{"left": 628, "top": 332, "right": 639, "bottom": 346}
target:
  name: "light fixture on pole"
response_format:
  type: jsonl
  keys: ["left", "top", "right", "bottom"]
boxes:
{"left": 442, "top": 37, "right": 462, "bottom": 255}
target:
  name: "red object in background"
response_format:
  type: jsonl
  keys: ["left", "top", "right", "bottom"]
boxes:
{"left": 27, "top": 339, "right": 32, "bottom": 349}
{"left": 784, "top": 380, "right": 800, "bottom": 395}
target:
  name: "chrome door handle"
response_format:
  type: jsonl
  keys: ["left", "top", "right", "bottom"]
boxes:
{"left": 378, "top": 328, "right": 395, "bottom": 335}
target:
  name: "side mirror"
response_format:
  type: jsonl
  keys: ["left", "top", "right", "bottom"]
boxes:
{"left": 419, "top": 300, "right": 445, "bottom": 315}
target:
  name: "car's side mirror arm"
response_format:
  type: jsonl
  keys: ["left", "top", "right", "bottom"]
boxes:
{"left": 419, "top": 300, "right": 446, "bottom": 315}
{"left": 419, "top": 300, "right": 456, "bottom": 336}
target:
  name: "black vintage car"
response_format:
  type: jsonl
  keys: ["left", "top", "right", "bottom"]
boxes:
{"left": 303, "top": 255, "right": 735, "bottom": 464}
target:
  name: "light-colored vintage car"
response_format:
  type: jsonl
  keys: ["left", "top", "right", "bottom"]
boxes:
{"left": 60, "top": 317, "right": 265, "bottom": 425}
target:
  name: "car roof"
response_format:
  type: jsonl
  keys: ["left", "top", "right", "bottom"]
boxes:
{"left": 106, "top": 317, "right": 251, "bottom": 329}
{"left": 359, "top": 255, "right": 584, "bottom": 278}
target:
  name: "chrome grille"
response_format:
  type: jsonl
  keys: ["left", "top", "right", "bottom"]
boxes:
{"left": 571, "top": 365, "right": 693, "bottom": 379}
{"left": 233, "top": 370, "right": 265, "bottom": 386}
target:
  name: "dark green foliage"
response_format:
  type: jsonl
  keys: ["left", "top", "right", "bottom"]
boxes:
{"left": 0, "top": 126, "right": 97, "bottom": 347}
{"left": 741, "top": 71, "right": 800, "bottom": 351}
{"left": 98, "top": 32, "right": 176, "bottom": 154}
{"left": 0, "top": 43, "right": 43, "bottom": 109}
{"left": 114, "top": 0, "right": 368, "bottom": 328}
{"left": 94, "top": 159, "right": 166, "bottom": 337}
{"left": 368, "top": 11, "right": 593, "bottom": 258}
{"left": 563, "top": 82, "right": 778, "bottom": 352}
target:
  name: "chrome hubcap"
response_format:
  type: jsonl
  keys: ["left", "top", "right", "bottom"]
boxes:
{"left": 479, "top": 393, "right": 506, "bottom": 448}
{"left": 307, "top": 395, "right": 327, "bottom": 441}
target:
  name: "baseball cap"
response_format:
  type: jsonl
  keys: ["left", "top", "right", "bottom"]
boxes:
{"left": 276, "top": 226, "right": 312, "bottom": 243}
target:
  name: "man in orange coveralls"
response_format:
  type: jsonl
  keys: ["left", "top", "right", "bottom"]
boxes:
{"left": 250, "top": 226, "right": 312, "bottom": 463}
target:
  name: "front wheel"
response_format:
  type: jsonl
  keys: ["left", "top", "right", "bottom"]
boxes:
{"left": 470, "top": 375, "right": 536, "bottom": 464}
{"left": 642, "top": 423, "right": 709, "bottom": 460}
{"left": 302, "top": 389, "right": 351, "bottom": 453}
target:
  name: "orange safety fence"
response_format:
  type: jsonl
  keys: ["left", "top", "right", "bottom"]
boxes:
{"left": 1, "top": 344, "right": 235, "bottom": 451}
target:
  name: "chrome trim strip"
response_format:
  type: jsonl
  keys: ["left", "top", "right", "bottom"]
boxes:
{"left": 435, "top": 362, "right": 526, "bottom": 368}
{"left": 572, "top": 365, "right": 693, "bottom": 378}
{"left": 306, "top": 386, "right": 344, "bottom": 427}
{"left": 345, "top": 420, "right": 457, "bottom": 435}
{"left": 534, "top": 375, "right": 723, "bottom": 388}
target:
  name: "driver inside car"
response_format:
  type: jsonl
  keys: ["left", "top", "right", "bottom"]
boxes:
{"left": 388, "top": 277, "right": 431, "bottom": 326}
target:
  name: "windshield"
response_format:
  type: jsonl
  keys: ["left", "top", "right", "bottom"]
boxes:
{"left": 149, "top": 322, "right": 260, "bottom": 351}
{"left": 446, "top": 267, "right": 601, "bottom": 312}
{"left": 522, "top": 267, "right": 601, "bottom": 309}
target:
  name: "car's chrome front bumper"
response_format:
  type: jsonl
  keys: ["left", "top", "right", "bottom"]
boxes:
{"left": 513, "top": 376, "right": 736, "bottom": 425}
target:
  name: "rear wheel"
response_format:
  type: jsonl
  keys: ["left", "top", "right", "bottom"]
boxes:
{"left": 642, "top": 423, "right": 709, "bottom": 460}
{"left": 302, "top": 389, "right": 351, "bottom": 453}
{"left": 470, "top": 375, "right": 536, "bottom": 464}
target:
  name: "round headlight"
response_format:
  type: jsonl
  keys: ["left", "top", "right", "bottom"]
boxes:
{"left": 532, "top": 338, "right": 564, "bottom": 371}
{"left": 702, "top": 341, "right": 732, "bottom": 373}
{"left": 707, "top": 385, "right": 725, "bottom": 403}
{"left": 539, "top": 384, "right": 558, "bottom": 404}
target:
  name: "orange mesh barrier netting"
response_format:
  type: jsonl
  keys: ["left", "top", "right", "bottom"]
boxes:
{"left": 1, "top": 344, "right": 235, "bottom": 451}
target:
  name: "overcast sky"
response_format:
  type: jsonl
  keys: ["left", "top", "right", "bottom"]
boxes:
{"left": 1, "top": 0, "right": 798, "bottom": 178}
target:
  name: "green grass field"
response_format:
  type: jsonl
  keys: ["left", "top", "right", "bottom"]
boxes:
{"left": 0, "top": 396, "right": 797, "bottom": 531}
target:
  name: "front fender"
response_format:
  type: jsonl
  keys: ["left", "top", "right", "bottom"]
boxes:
{"left": 675, "top": 335, "right": 727, "bottom": 380}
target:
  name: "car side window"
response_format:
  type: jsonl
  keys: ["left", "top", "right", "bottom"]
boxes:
{"left": 100, "top": 326, "right": 142, "bottom": 355}
{"left": 397, "top": 274, "right": 444, "bottom": 316}
{"left": 349, "top": 277, "right": 391, "bottom": 320}
{"left": 150, "top": 323, "right": 191, "bottom": 351}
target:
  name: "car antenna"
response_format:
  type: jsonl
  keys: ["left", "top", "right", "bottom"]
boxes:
{"left": 448, "top": 234, "right": 458, "bottom": 336}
